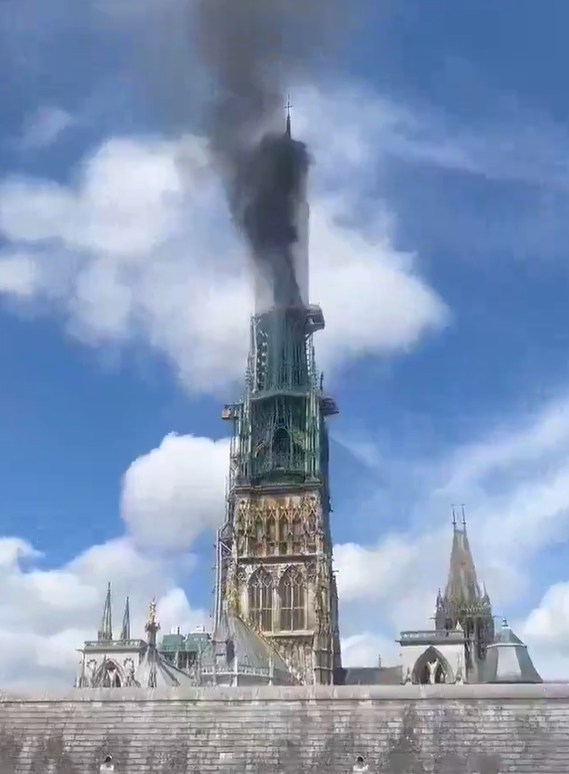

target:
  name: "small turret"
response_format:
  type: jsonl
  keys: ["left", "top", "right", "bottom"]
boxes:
{"left": 98, "top": 583, "right": 113, "bottom": 642}
{"left": 120, "top": 596, "right": 131, "bottom": 641}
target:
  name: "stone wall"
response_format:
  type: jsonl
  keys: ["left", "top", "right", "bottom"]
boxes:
{"left": 0, "top": 684, "right": 568, "bottom": 774}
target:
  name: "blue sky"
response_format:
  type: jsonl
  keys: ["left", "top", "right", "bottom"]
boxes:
{"left": 1, "top": 0, "right": 569, "bottom": 686}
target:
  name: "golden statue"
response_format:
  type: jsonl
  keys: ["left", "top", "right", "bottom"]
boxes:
{"left": 148, "top": 597, "right": 157, "bottom": 626}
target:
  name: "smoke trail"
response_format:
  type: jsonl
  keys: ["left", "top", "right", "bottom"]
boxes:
{"left": 192, "top": 0, "right": 345, "bottom": 309}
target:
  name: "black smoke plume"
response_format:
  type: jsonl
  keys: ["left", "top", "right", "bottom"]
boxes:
{"left": 192, "top": 0, "right": 344, "bottom": 309}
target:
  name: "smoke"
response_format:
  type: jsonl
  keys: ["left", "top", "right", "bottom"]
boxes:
{"left": 192, "top": 0, "right": 346, "bottom": 309}
{"left": 106, "top": 0, "right": 349, "bottom": 308}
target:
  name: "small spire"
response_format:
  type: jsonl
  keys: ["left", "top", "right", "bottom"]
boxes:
{"left": 98, "top": 582, "right": 113, "bottom": 642}
{"left": 120, "top": 596, "right": 131, "bottom": 641}
{"left": 285, "top": 94, "right": 292, "bottom": 138}
{"left": 461, "top": 504, "right": 467, "bottom": 527}
{"left": 451, "top": 505, "right": 457, "bottom": 528}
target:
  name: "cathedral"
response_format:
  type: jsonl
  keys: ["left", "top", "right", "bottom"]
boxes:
{"left": 75, "top": 114, "right": 542, "bottom": 691}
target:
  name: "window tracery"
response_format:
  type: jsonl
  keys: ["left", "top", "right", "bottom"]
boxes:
{"left": 248, "top": 568, "right": 274, "bottom": 631}
{"left": 280, "top": 566, "right": 306, "bottom": 631}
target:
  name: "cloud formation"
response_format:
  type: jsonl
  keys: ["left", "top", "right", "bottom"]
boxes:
{"left": 0, "top": 534, "right": 206, "bottom": 689}
{"left": 334, "top": 392, "right": 569, "bottom": 678}
{"left": 0, "top": 87, "right": 448, "bottom": 393}
{"left": 3, "top": 386, "right": 569, "bottom": 686}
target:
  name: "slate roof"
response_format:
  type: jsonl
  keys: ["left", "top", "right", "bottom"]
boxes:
{"left": 200, "top": 608, "right": 293, "bottom": 682}
{"left": 135, "top": 642, "right": 196, "bottom": 688}
{"left": 481, "top": 620, "right": 542, "bottom": 684}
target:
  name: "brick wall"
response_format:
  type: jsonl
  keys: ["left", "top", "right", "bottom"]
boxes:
{"left": 0, "top": 684, "right": 568, "bottom": 774}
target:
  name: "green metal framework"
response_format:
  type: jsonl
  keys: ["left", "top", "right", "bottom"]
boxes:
{"left": 224, "top": 305, "right": 336, "bottom": 487}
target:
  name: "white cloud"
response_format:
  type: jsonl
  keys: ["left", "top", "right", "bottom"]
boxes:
{"left": 0, "top": 87, "right": 448, "bottom": 394}
{"left": 6, "top": 391, "right": 569, "bottom": 685}
{"left": 19, "top": 106, "right": 74, "bottom": 150}
{"left": 334, "top": 390, "right": 569, "bottom": 678}
{"left": 0, "top": 430, "right": 235, "bottom": 688}
{"left": 121, "top": 433, "right": 230, "bottom": 551}
{"left": 0, "top": 253, "right": 39, "bottom": 297}
{"left": 341, "top": 632, "right": 398, "bottom": 669}
{"left": 0, "top": 534, "right": 207, "bottom": 689}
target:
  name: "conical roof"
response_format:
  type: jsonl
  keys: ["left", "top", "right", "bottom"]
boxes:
{"left": 444, "top": 524, "right": 483, "bottom": 607}
{"left": 482, "top": 619, "right": 542, "bottom": 684}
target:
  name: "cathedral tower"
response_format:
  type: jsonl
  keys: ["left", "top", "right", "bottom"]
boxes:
{"left": 214, "top": 113, "right": 341, "bottom": 685}
{"left": 434, "top": 508, "right": 494, "bottom": 679}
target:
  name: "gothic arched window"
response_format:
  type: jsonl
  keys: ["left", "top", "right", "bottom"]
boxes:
{"left": 248, "top": 569, "right": 274, "bottom": 631}
{"left": 280, "top": 566, "right": 306, "bottom": 631}
{"left": 101, "top": 662, "right": 122, "bottom": 688}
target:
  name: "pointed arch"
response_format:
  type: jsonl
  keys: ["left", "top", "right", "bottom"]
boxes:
{"left": 248, "top": 568, "right": 274, "bottom": 631}
{"left": 95, "top": 659, "right": 123, "bottom": 688}
{"left": 279, "top": 566, "right": 306, "bottom": 631}
{"left": 411, "top": 646, "right": 452, "bottom": 685}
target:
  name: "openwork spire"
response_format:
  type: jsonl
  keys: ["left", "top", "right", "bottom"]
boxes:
{"left": 120, "top": 596, "right": 131, "bottom": 641}
{"left": 444, "top": 517, "right": 482, "bottom": 607}
{"left": 98, "top": 582, "right": 113, "bottom": 642}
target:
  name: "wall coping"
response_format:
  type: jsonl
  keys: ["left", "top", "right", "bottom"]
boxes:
{"left": 1, "top": 683, "right": 569, "bottom": 703}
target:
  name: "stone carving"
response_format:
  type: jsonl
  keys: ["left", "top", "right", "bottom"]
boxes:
{"left": 86, "top": 659, "right": 97, "bottom": 688}
{"left": 427, "top": 659, "right": 439, "bottom": 685}
{"left": 403, "top": 666, "right": 412, "bottom": 685}
{"left": 455, "top": 653, "right": 464, "bottom": 684}
{"left": 124, "top": 658, "right": 136, "bottom": 687}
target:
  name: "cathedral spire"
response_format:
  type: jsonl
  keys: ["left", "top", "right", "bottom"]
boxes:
{"left": 444, "top": 515, "right": 481, "bottom": 606}
{"left": 98, "top": 582, "right": 113, "bottom": 642}
{"left": 120, "top": 596, "right": 131, "bottom": 641}
{"left": 285, "top": 94, "right": 292, "bottom": 138}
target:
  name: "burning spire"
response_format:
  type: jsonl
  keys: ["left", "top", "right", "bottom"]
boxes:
{"left": 192, "top": 0, "right": 344, "bottom": 312}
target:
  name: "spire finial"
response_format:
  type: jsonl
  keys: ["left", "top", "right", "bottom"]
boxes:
{"left": 461, "top": 504, "right": 467, "bottom": 527}
{"left": 451, "top": 505, "right": 457, "bottom": 528}
{"left": 98, "top": 582, "right": 113, "bottom": 642}
{"left": 285, "top": 94, "right": 292, "bottom": 138}
{"left": 120, "top": 596, "right": 131, "bottom": 641}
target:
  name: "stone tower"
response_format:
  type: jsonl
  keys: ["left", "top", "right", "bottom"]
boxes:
{"left": 214, "top": 114, "right": 341, "bottom": 686}
{"left": 434, "top": 508, "right": 495, "bottom": 680}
